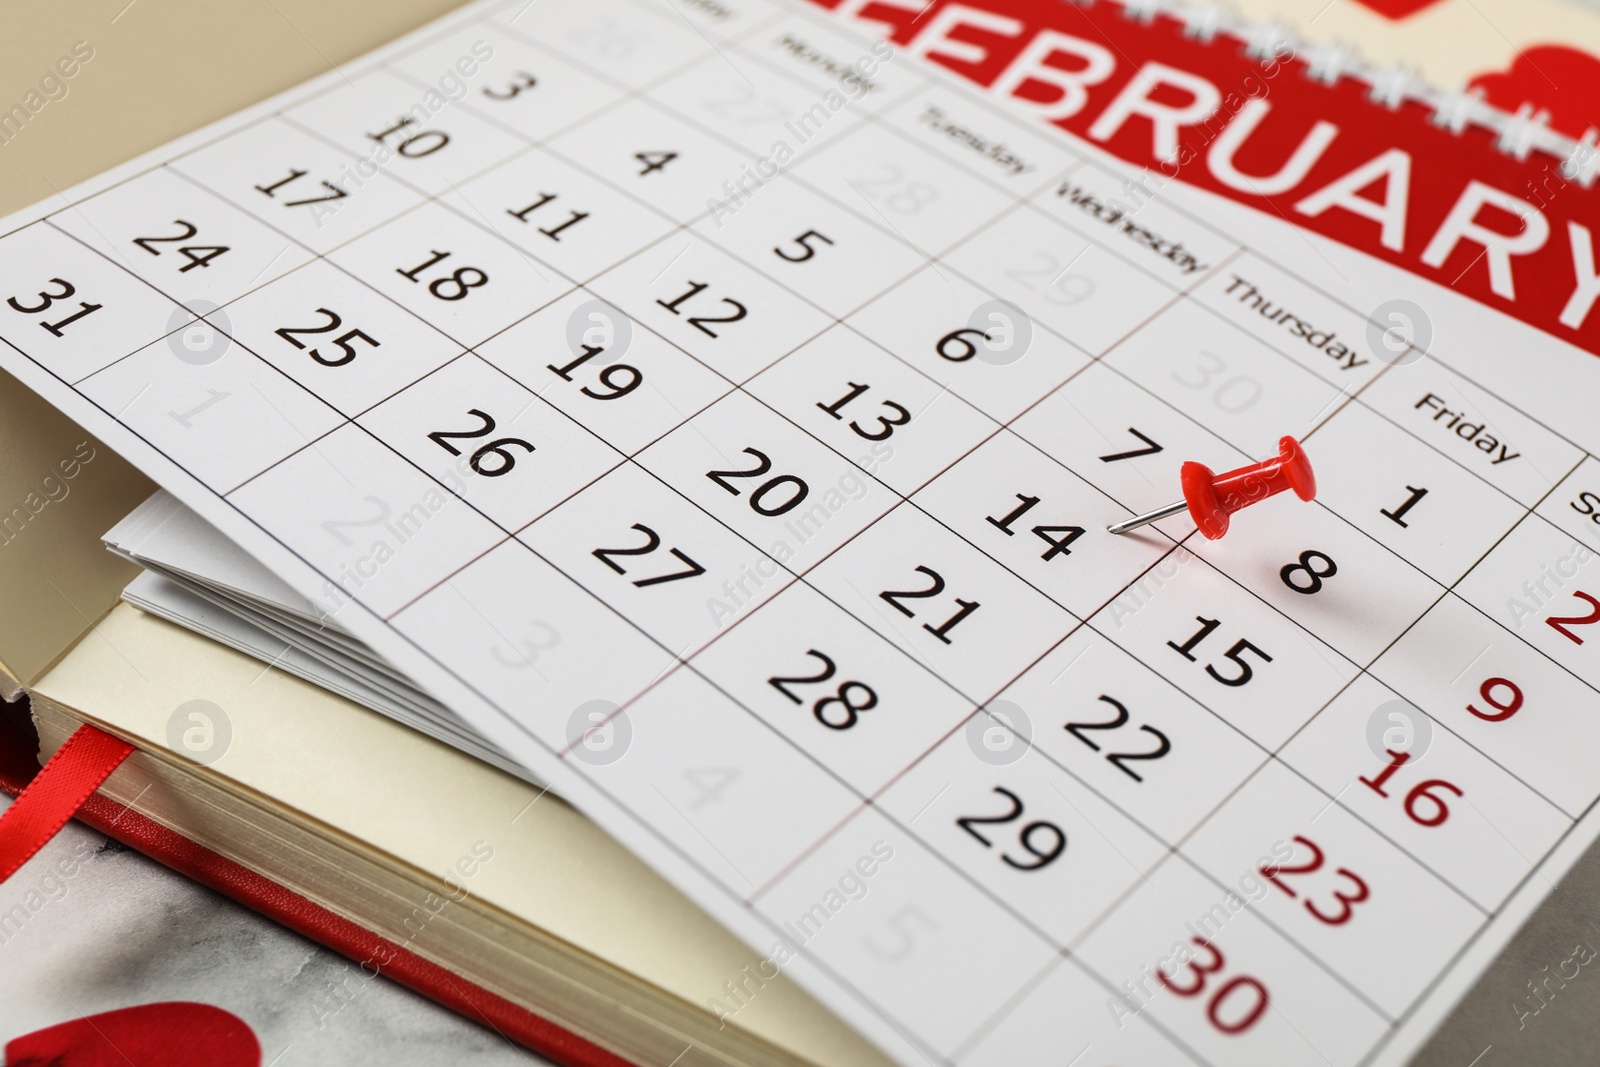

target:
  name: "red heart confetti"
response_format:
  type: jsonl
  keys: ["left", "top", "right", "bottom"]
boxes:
{"left": 6, "top": 1002, "right": 260, "bottom": 1067}
{"left": 1469, "top": 43, "right": 1600, "bottom": 140}
{"left": 1348, "top": 0, "right": 1448, "bottom": 19}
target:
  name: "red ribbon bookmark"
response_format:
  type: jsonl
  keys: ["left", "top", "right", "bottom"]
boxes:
{"left": 0, "top": 724, "right": 132, "bottom": 884}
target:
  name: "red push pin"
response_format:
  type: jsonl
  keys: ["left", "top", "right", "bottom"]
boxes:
{"left": 1107, "top": 435, "right": 1316, "bottom": 540}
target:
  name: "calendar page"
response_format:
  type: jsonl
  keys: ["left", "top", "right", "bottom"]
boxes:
{"left": 6, "top": 0, "right": 1600, "bottom": 1063}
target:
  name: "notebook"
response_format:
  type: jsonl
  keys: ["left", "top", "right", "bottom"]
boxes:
{"left": 5, "top": 0, "right": 1600, "bottom": 1064}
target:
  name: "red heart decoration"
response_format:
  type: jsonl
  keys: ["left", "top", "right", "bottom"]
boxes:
{"left": 6, "top": 1002, "right": 260, "bottom": 1067}
{"left": 1347, "top": 0, "right": 1448, "bottom": 18}
{"left": 1470, "top": 44, "right": 1600, "bottom": 140}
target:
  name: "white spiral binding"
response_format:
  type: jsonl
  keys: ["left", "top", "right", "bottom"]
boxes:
{"left": 1091, "top": 0, "right": 1598, "bottom": 186}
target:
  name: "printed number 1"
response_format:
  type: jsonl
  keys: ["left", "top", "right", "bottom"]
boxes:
{"left": 1381, "top": 485, "right": 1428, "bottom": 527}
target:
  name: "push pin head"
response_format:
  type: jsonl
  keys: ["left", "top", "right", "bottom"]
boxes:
{"left": 1107, "top": 436, "right": 1316, "bottom": 540}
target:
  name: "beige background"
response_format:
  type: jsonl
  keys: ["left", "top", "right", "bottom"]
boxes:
{"left": 1236, "top": 0, "right": 1600, "bottom": 89}
{"left": 7, "top": 1, "right": 1600, "bottom": 1064}
{"left": 0, "top": 0, "right": 465, "bottom": 217}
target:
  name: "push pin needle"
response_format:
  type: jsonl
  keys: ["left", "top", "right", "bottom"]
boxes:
{"left": 1108, "top": 435, "right": 1317, "bottom": 540}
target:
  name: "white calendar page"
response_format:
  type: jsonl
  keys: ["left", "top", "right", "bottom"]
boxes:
{"left": 6, "top": 0, "right": 1600, "bottom": 1063}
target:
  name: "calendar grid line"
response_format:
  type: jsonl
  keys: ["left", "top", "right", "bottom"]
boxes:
{"left": 1080, "top": 484, "right": 1590, "bottom": 920}
{"left": 275, "top": 6, "right": 1600, "bottom": 1062}
{"left": 0, "top": 0, "right": 523, "bottom": 246}
{"left": 262, "top": 460, "right": 1455, "bottom": 1067}
{"left": 627, "top": 65, "right": 1600, "bottom": 1043}
{"left": 732, "top": 731, "right": 1399, "bottom": 1042}
{"left": 34, "top": 311, "right": 1093, "bottom": 1067}
{"left": 711, "top": 1, "right": 1086, "bottom": 199}
{"left": 35, "top": 217, "right": 262, "bottom": 384}
{"left": 935, "top": 762, "right": 1401, "bottom": 1059}
{"left": 1039, "top": 128, "right": 1595, "bottom": 465}
{"left": 6, "top": 2, "right": 1600, "bottom": 1064}
{"left": 216, "top": 533, "right": 977, "bottom": 1067}
{"left": 6, "top": 2, "right": 934, "bottom": 819}
{"left": 1093, "top": 281, "right": 1537, "bottom": 519}
{"left": 209, "top": 39, "right": 1587, "bottom": 591}
{"left": 46, "top": 4, "right": 1539, "bottom": 1005}
{"left": 0, "top": 10, "right": 1177, "bottom": 1067}
{"left": 1347, "top": 727, "right": 1600, "bottom": 1067}
{"left": 696, "top": 551, "right": 1447, "bottom": 1041}
{"left": 103, "top": 60, "right": 1587, "bottom": 1049}
{"left": 1051, "top": 954, "right": 1217, "bottom": 1067}
{"left": 1364, "top": 507, "right": 1600, "bottom": 814}
{"left": 300, "top": 93, "right": 1363, "bottom": 1043}
{"left": 37, "top": 137, "right": 1548, "bottom": 1055}
{"left": 0, "top": 103, "right": 268, "bottom": 244}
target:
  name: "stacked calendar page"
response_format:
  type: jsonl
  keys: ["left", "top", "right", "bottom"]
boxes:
{"left": 7, "top": 0, "right": 1600, "bottom": 1063}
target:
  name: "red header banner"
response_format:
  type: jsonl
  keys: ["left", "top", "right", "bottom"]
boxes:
{"left": 809, "top": 0, "right": 1600, "bottom": 358}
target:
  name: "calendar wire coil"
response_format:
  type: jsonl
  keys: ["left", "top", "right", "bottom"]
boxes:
{"left": 1081, "top": 0, "right": 1600, "bottom": 185}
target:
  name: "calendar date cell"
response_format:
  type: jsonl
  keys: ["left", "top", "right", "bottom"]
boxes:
{"left": 475, "top": 288, "right": 730, "bottom": 455}
{"left": 650, "top": 56, "right": 862, "bottom": 158}
{"left": 691, "top": 580, "right": 971, "bottom": 796}
{"left": 696, "top": 175, "right": 926, "bottom": 317}
{"left": 998, "top": 627, "right": 1266, "bottom": 845}
{"left": 228, "top": 422, "right": 504, "bottom": 617}
{"left": 391, "top": 24, "right": 624, "bottom": 142}
{"left": 808, "top": 503, "right": 1074, "bottom": 701}
{"left": 878, "top": 727, "right": 1166, "bottom": 945}
{"left": 1307, "top": 399, "right": 1527, "bottom": 586}
{"left": 847, "top": 263, "right": 1092, "bottom": 424}
{"left": 549, "top": 98, "right": 757, "bottom": 224}
{"left": 1454, "top": 514, "right": 1600, "bottom": 693}
{"left": 1013, "top": 361, "right": 1242, "bottom": 529}
{"left": 915, "top": 428, "right": 1173, "bottom": 617}
{"left": 1185, "top": 483, "right": 1442, "bottom": 664}
{"left": 753, "top": 804, "right": 1057, "bottom": 1059}
{"left": 580, "top": 666, "right": 862, "bottom": 891}
{"left": 636, "top": 389, "right": 897, "bottom": 572}
{"left": 445, "top": 146, "right": 679, "bottom": 284}
{"left": 1088, "top": 551, "right": 1356, "bottom": 750}
{"left": 284, "top": 69, "right": 524, "bottom": 198}
{"left": 1282, "top": 675, "right": 1569, "bottom": 911}
{"left": 945, "top": 207, "right": 1175, "bottom": 357}
{"left": 1182, "top": 760, "right": 1483, "bottom": 1015}
{"left": 0, "top": 222, "right": 183, "bottom": 382}
{"left": 51, "top": 168, "right": 311, "bottom": 309}
{"left": 222, "top": 259, "right": 462, "bottom": 417}
{"left": 358, "top": 352, "right": 622, "bottom": 532}
{"left": 78, "top": 334, "right": 342, "bottom": 495}
{"left": 588, "top": 233, "right": 831, "bottom": 382}
{"left": 747, "top": 326, "right": 996, "bottom": 496}
{"left": 172, "top": 117, "right": 424, "bottom": 255}
{"left": 519, "top": 460, "right": 787, "bottom": 657}
{"left": 392, "top": 538, "right": 677, "bottom": 749}
{"left": 1103, "top": 298, "right": 1347, "bottom": 454}
{"left": 796, "top": 127, "right": 1012, "bottom": 256}
{"left": 1076, "top": 854, "right": 1388, "bottom": 1067}
{"left": 330, "top": 200, "right": 571, "bottom": 348}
